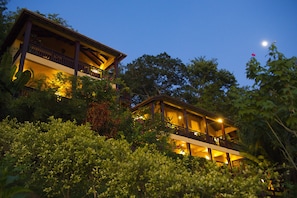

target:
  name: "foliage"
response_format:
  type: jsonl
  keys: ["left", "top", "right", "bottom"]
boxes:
{"left": 85, "top": 101, "right": 124, "bottom": 138}
{"left": 0, "top": 165, "right": 31, "bottom": 198}
{"left": 0, "top": 118, "right": 269, "bottom": 197}
{"left": 35, "top": 11, "right": 74, "bottom": 29}
{"left": 0, "top": 52, "right": 32, "bottom": 120}
{"left": 1, "top": 71, "right": 126, "bottom": 125}
{"left": 182, "top": 57, "right": 238, "bottom": 118}
{"left": 236, "top": 43, "right": 297, "bottom": 195}
{"left": 0, "top": 0, "right": 8, "bottom": 46}
{"left": 123, "top": 108, "right": 174, "bottom": 153}
{"left": 120, "top": 52, "right": 187, "bottom": 105}
{"left": 120, "top": 54, "right": 240, "bottom": 119}
{"left": 0, "top": 52, "right": 32, "bottom": 96}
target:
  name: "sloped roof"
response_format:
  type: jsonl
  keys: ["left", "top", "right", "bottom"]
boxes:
{"left": 131, "top": 95, "right": 236, "bottom": 126}
{"left": 0, "top": 9, "right": 126, "bottom": 61}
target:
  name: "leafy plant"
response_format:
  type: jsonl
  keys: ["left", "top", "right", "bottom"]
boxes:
{"left": 236, "top": 43, "right": 297, "bottom": 196}
{"left": 0, "top": 166, "right": 31, "bottom": 198}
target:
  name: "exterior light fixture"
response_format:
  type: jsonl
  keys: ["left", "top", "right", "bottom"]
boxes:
{"left": 217, "top": 118, "right": 223, "bottom": 123}
{"left": 91, "top": 68, "right": 100, "bottom": 74}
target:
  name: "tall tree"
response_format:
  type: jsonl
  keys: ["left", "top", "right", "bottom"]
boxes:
{"left": 182, "top": 57, "right": 239, "bottom": 118}
{"left": 0, "top": 6, "right": 74, "bottom": 47}
{"left": 0, "top": 0, "right": 8, "bottom": 46}
{"left": 236, "top": 44, "right": 297, "bottom": 195}
{"left": 120, "top": 52, "right": 187, "bottom": 105}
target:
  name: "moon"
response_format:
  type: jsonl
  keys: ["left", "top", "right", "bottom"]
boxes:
{"left": 261, "top": 40, "right": 268, "bottom": 47}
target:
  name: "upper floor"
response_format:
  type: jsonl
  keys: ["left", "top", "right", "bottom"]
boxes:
{"left": 0, "top": 9, "right": 126, "bottom": 91}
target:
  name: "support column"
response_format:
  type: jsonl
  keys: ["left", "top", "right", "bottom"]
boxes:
{"left": 226, "top": 153, "right": 232, "bottom": 168}
{"left": 221, "top": 122, "right": 226, "bottom": 140}
{"left": 73, "top": 41, "right": 80, "bottom": 76}
{"left": 113, "top": 54, "right": 124, "bottom": 89}
{"left": 160, "top": 101, "right": 165, "bottom": 122}
{"left": 203, "top": 116, "right": 211, "bottom": 143}
{"left": 183, "top": 109, "right": 188, "bottom": 133}
{"left": 113, "top": 58, "right": 119, "bottom": 90}
{"left": 150, "top": 102, "right": 155, "bottom": 119}
{"left": 187, "top": 143, "right": 192, "bottom": 156}
{"left": 72, "top": 41, "right": 80, "bottom": 94}
{"left": 19, "top": 21, "right": 32, "bottom": 72}
{"left": 208, "top": 148, "right": 213, "bottom": 161}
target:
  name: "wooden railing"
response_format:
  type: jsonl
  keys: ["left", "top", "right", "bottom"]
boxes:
{"left": 14, "top": 43, "right": 102, "bottom": 78}
{"left": 174, "top": 127, "right": 241, "bottom": 151}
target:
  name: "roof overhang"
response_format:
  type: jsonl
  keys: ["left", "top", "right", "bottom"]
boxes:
{"left": 131, "top": 95, "right": 236, "bottom": 127}
{"left": 0, "top": 9, "right": 127, "bottom": 66}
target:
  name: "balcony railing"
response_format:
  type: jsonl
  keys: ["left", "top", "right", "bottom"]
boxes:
{"left": 174, "top": 127, "right": 241, "bottom": 151}
{"left": 14, "top": 43, "right": 103, "bottom": 78}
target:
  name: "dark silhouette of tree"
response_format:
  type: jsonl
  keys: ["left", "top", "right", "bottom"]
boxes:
{"left": 181, "top": 57, "right": 238, "bottom": 118}
{"left": 120, "top": 52, "right": 187, "bottom": 105}
{"left": 236, "top": 44, "right": 297, "bottom": 196}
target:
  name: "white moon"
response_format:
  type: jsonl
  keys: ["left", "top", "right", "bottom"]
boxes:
{"left": 261, "top": 40, "right": 268, "bottom": 47}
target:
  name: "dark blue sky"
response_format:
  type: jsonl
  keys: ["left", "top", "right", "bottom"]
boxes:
{"left": 6, "top": 0, "right": 297, "bottom": 86}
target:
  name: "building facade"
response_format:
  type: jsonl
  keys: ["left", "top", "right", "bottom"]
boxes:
{"left": 132, "top": 95, "right": 243, "bottom": 167}
{"left": 0, "top": 9, "right": 126, "bottom": 94}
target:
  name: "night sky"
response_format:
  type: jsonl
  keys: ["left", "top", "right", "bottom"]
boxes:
{"left": 6, "top": 0, "right": 297, "bottom": 86}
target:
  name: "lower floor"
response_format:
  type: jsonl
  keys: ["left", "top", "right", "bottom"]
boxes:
{"left": 170, "top": 134, "right": 243, "bottom": 167}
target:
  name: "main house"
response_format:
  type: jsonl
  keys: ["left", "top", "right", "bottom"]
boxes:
{"left": 132, "top": 95, "right": 244, "bottom": 167}
{"left": 0, "top": 9, "right": 126, "bottom": 94}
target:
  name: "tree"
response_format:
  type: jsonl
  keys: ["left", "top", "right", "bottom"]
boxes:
{"left": 120, "top": 52, "right": 187, "bottom": 105}
{"left": 35, "top": 11, "right": 74, "bottom": 29}
{"left": 0, "top": 0, "right": 8, "bottom": 46}
{"left": 0, "top": 6, "right": 74, "bottom": 47}
{"left": 182, "top": 57, "right": 239, "bottom": 118}
{"left": 236, "top": 43, "right": 297, "bottom": 196}
{"left": 122, "top": 108, "right": 174, "bottom": 153}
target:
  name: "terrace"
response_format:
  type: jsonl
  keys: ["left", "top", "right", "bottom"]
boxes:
{"left": 174, "top": 126, "right": 241, "bottom": 151}
{"left": 13, "top": 43, "right": 103, "bottom": 78}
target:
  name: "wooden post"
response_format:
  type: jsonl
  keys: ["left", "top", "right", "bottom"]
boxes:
{"left": 19, "top": 21, "right": 32, "bottom": 72}
{"left": 183, "top": 109, "right": 189, "bottom": 133}
{"left": 203, "top": 116, "right": 211, "bottom": 143}
{"left": 221, "top": 122, "right": 226, "bottom": 140}
{"left": 73, "top": 41, "right": 80, "bottom": 76}
{"left": 151, "top": 102, "right": 155, "bottom": 119}
{"left": 208, "top": 148, "right": 213, "bottom": 161}
{"left": 72, "top": 41, "right": 80, "bottom": 94}
{"left": 226, "top": 153, "right": 232, "bottom": 168}
{"left": 187, "top": 143, "right": 192, "bottom": 156}
{"left": 160, "top": 101, "right": 165, "bottom": 122}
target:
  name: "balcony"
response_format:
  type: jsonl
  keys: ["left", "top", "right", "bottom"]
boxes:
{"left": 174, "top": 127, "right": 241, "bottom": 151}
{"left": 14, "top": 43, "right": 103, "bottom": 78}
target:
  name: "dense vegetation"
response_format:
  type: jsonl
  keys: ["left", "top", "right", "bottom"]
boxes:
{"left": 1, "top": 1, "right": 297, "bottom": 197}
{"left": 1, "top": 118, "right": 269, "bottom": 198}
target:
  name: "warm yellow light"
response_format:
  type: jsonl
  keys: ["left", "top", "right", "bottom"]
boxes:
{"left": 205, "top": 155, "right": 210, "bottom": 160}
{"left": 217, "top": 118, "right": 223, "bottom": 123}
{"left": 91, "top": 68, "right": 100, "bottom": 74}
{"left": 178, "top": 115, "right": 182, "bottom": 120}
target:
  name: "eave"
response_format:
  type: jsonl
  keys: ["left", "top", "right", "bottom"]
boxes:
{"left": 0, "top": 9, "right": 127, "bottom": 65}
